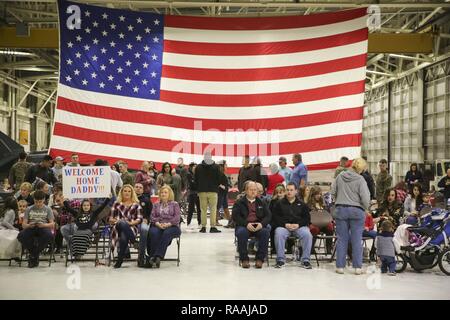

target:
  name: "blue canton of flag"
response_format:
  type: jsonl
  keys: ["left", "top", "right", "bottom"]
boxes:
{"left": 59, "top": 1, "right": 164, "bottom": 99}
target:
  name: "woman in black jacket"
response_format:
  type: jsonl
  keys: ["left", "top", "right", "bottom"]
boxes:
{"left": 405, "top": 163, "right": 423, "bottom": 192}
{"left": 186, "top": 163, "right": 201, "bottom": 227}
{"left": 217, "top": 161, "right": 232, "bottom": 226}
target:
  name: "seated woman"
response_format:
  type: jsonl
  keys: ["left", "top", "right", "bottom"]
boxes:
{"left": 146, "top": 185, "right": 181, "bottom": 268}
{"left": 307, "top": 186, "right": 334, "bottom": 254}
{"left": 298, "top": 185, "right": 311, "bottom": 203}
{"left": 269, "top": 184, "right": 286, "bottom": 213}
{"left": 403, "top": 182, "right": 424, "bottom": 225}
{"left": 32, "top": 180, "right": 50, "bottom": 204}
{"left": 108, "top": 185, "right": 143, "bottom": 268}
{"left": 15, "top": 182, "right": 34, "bottom": 206}
{"left": 17, "top": 190, "right": 55, "bottom": 268}
{"left": 269, "top": 184, "right": 286, "bottom": 253}
{"left": 0, "top": 197, "right": 22, "bottom": 260}
{"left": 47, "top": 183, "right": 62, "bottom": 207}
{"left": 375, "top": 188, "right": 405, "bottom": 230}
{"left": 62, "top": 196, "right": 111, "bottom": 258}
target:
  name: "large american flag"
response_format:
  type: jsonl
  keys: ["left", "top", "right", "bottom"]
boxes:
{"left": 50, "top": 0, "right": 368, "bottom": 172}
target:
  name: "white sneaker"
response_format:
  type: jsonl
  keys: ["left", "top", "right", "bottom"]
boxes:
{"left": 355, "top": 268, "right": 364, "bottom": 275}
{"left": 336, "top": 268, "right": 344, "bottom": 274}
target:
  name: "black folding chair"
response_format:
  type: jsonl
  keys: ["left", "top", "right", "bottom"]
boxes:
{"left": 65, "top": 225, "right": 108, "bottom": 267}
{"left": 161, "top": 234, "right": 181, "bottom": 267}
{"left": 19, "top": 235, "right": 56, "bottom": 267}
{"left": 234, "top": 236, "right": 270, "bottom": 267}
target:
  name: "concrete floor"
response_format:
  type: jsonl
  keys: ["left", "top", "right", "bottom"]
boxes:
{"left": 1, "top": 221, "right": 449, "bottom": 300}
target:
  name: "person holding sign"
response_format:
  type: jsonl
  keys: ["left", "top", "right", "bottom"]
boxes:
{"left": 62, "top": 196, "right": 111, "bottom": 258}
{"left": 109, "top": 185, "right": 143, "bottom": 268}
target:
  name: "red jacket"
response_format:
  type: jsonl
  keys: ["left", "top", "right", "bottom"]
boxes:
{"left": 267, "top": 173, "right": 285, "bottom": 195}
{"left": 365, "top": 213, "right": 374, "bottom": 231}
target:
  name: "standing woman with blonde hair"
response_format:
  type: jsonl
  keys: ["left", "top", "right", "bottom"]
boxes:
{"left": 331, "top": 158, "right": 370, "bottom": 275}
{"left": 109, "top": 184, "right": 143, "bottom": 268}
{"left": 146, "top": 185, "right": 181, "bottom": 268}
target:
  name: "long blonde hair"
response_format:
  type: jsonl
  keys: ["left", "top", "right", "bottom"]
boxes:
{"left": 117, "top": 184, "right": 139, "bottom": 204}
{"left": 158, "top": 185, "right": 175, "bottom": 202}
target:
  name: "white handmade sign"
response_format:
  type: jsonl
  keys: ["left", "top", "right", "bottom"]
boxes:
{"left": 62, "top": 166, "right": 111, "bottom": 199}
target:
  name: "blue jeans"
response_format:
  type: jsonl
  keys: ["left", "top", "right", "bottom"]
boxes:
{"left": 275, "top": 226, "right": 312, "bottom": 263}
{"left": 148, "top": 225, "right": 181, "bottom": 258}
{"left": 380, "top": 255, "right": 396, "bottom": 273}
{"left": 17, "top": 227, "right": 53, "bottom": 259}
{"left": 217, "top": 191, "right": 228, "bottom": 211}
{"left": 115, "top": 220, "right": 136, "bottom": 259}
{"left": 235, "top": 226, "right": 270, "bottom": 261}
{"left": 335, "top": 206, "right": 365, "bottom": 268}
{"left": 138, "top": 223, "right": 149, "bottom": 260}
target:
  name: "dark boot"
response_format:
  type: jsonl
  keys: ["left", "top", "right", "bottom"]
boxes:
{"left": 144, "top": 256, "right": 154, "bottom": 269}
{"left": 155, "top": 256, "right": 161, "bottom": 268}
{"left": 137, "top": 255, "right": 145, "bottom": 268}
{"left": 114, "top": 257, "right": 123, "bottom": 268}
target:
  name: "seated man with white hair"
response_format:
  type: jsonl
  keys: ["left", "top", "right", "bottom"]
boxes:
{"left": 233, "top": 181, "right": 271, "bottom": 269}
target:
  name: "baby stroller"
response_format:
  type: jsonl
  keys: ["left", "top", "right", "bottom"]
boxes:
{"left": 394, "top": 208, "right": 450, "bottom": 275}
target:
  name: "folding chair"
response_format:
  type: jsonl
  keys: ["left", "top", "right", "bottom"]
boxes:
{"left": 107, "top": 230, "right": 141, "bottom": 267}
{"left": 234, "top": 236, "right": 270, "bottom": 266}
{"left": 161, "top": 234, "right": 181, "bottom": 266}
{"left": 315, "top": 234, "right": 337, "bottom": 265}
{"left": 19, "top": 235, "right": 56, "bottom": 267}
{"left": 362, "top": 236, "right": 376, "bottom": 262}
{"left": 65, "top": 225, "right": 108, "bottom": 267}
{"left": 0, "top": 256, "right": 18, "bottom": 266}
{"left": 286, "top": 236, "right": 319, "bottom": 267}
{"left": 328, "top": 236, "right": 375, "bottom": 265}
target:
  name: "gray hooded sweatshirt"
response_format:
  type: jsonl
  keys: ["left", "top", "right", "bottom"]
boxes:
{"left": 331, "top": 169, "right": 370, "bottom": 210}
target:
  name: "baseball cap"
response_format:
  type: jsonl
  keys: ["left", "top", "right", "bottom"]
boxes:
{"left": 278, "top": 157, "right": 287, "bottom": 162}
{"left": 55, "top": 156, "right": 64, "bottom": 161}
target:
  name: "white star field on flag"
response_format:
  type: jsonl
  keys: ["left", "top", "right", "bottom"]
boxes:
{"left": 60, "top": 3, "right": 163, "bottom": 99}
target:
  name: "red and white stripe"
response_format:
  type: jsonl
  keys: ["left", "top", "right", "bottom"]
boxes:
{"left": 50, "top": 8, "right": 368, "bottom": 172}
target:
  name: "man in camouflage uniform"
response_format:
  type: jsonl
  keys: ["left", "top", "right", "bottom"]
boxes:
{"left": 334, "top": 156, "right": 349, "bottom": 178}
{"left": 376, "top": 159, "right": 393, "bottom": 204}
{"left": 118, "top": 161, "right": 135, "bottom": 186}
{"left": 9, "top": 151, "right": 31, "bottom": 190}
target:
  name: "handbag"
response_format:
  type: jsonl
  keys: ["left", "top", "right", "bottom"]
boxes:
{"left": 310, "top": 209, "right": 333, "bottom": 228}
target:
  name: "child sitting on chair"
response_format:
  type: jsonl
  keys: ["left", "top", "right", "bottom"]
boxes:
{"left": 17, "top": 191, "right": 55, "bottom": 268}
{"left": 17, "top": 200, "right": 28, "bottom": 230}
{"left": 62, "top": 196, "right": 111, "bottom": 258}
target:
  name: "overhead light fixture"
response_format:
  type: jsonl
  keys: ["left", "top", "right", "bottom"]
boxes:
{"left": 0, "top": 49, "right": 35, "bottom": 56}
